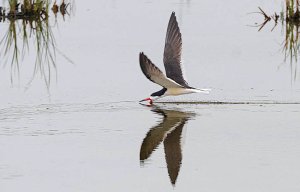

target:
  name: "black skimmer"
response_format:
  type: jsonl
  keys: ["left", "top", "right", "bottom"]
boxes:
{"left": 139, "top": 12, "right": 209, "bottom": 104}
{"left": 140, "top": 107, "right": 195, "bottom": 185}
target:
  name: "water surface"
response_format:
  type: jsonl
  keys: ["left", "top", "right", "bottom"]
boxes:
{"left": 0, "top": 0, "right": 300, "bottom": 191}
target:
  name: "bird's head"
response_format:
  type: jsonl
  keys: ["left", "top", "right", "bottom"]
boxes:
{"left": 139, "top": 97, "right": 153, "bottom": 105}
{"left": 139, "top": 95, "right": 162, "bottom": 105}
{"left": 139, "top": 88, "right": 166, "bottom": 105}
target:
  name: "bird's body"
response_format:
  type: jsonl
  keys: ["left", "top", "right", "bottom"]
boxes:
{"left": 165, "top": 87, "right": 203, "bottom": 96}
{"left": 139, "top": 12, "right": 209, "bottom": 104}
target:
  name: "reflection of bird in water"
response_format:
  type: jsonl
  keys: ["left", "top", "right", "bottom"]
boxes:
{"left": 139, "top": 12, "right": 209, "bottom": 105}
{"left": 140, "top": 106, "right": 195, "bottom": 185}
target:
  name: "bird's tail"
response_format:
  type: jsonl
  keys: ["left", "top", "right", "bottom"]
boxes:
{"left": 194, "top": 88, "right": 211, "bottom": 94}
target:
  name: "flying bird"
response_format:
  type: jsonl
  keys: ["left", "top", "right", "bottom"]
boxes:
{"left": 139, "top": 12, "right": 209, "bottom": 104}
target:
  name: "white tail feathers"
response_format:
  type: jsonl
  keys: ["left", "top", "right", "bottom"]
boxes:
{"left": 195, "top": 88, "right": 211, "bottom": 94}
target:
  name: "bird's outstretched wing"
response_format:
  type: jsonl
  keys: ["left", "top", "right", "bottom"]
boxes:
{"left": 163, "top": 12, "right": 189, "bottom": 87}
{"left": 139, "top": 52, "right": 183, "bottom": 88}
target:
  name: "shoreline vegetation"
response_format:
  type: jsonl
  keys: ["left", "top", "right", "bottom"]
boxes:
{"left": 257, "top": 0, "right": 300, "bottom": 80}
{"left": 0, "top": 0, "right": 69, "bottom": 22}
{"left": 0, "top": 0, "right": 72, "bottom": 88}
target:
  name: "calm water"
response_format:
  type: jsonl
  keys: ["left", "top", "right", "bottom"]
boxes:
{"left": 0, "top": 0, "right": 300, "bottom": 191}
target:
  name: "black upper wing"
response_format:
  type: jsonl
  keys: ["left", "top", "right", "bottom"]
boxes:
{"left": 139, "top": 52, "right": 183, "bottom": 88}
{"left": 163, "top": 12, "right": 189, "bottom": 87}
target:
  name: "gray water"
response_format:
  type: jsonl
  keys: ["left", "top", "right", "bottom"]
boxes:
{"left": 0, "top": 0, "right": 300, "bottom": 191}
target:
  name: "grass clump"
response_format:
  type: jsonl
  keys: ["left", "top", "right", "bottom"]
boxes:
{"left": 285, "top": 0, "right": 300, "bottom": 21}
{"left": 0, "top": 0, "right": 72, "bottom": 88}
{"left": 253, "top": 1, "right": 300, "bottom": 80}
{"left": 6, "top": 0, "right": 49, "bottom": 20}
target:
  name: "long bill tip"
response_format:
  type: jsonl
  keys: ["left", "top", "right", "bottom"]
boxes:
{"left": 139, "top": 97, "right": 153, "bottom": 105}
{"left": 139, "top": 97, "right": 151, "bottom": 102}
